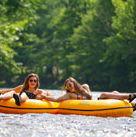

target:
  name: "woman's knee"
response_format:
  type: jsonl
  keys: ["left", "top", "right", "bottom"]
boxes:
{"left": 112, "top": 91, "right": 119, "bottom": 94}
{"left": 19, "top": 94, "right": 28, "bottom": 103}
{"left": 20, "top": 97, "right": 27, "bottom": 103}
{"left": 99, "top": 92, "right": 109, "bottom": 99}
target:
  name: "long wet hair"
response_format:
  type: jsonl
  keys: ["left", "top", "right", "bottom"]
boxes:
{"left": 64, "top": 77, "right": 92, "bottom": 99}
{"left": 20, "top": 73, "right": 40, "bottom": 94}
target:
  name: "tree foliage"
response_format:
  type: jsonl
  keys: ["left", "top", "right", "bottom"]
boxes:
{"left": 0, "top": 0, "right": 135, "bottom": 91}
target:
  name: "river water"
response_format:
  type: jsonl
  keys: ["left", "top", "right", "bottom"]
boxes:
{"left": 0, "top": 90, "right": 136, "bottom": 137}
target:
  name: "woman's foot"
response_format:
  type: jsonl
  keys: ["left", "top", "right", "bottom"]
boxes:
{"left": 131, "top": 103, "right": 136, "bottom": 111}
{"left": 128, "top": 93, "right": 136, "bottom": 102}
{"left": 133, "top": 104, "right": 136, "bottom": 111}
{"left": 13, "top": 94, "right": 21, "bottom": 106}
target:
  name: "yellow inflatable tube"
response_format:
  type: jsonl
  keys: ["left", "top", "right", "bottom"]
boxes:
{"left": 58, "top": 99, "right": 133, "bottom": 117}
{"left": 0, "top": 99, "right": 133, "bottom": 117}
{"left": 0, "top": 99, "right": 59, "bottom": 114}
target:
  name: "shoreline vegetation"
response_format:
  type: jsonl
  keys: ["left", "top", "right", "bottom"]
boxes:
{"left": 0, "top": 0, "right": 136, "bottom": 92}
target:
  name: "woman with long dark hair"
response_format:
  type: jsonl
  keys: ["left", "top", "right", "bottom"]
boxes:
{"left": 44, "top": 77, "right": 92, "bottom": 101}
{"left": 0, "top": 73, "right": 52, "bottom": 105}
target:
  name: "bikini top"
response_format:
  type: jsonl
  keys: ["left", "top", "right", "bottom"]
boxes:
{"left": 66, "top": 89, "right": 90, "bottom": 100}
{"left": 76, "top": 93, "right": 88, "bottom": 100}
{"left": 24, "top": 90, "right": 37, "bottom": 99}
{"left": 68, "top": 92, "right": 88, "bottom": 100}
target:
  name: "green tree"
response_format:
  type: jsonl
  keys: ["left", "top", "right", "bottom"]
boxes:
{"left": 0, "top": 0, "right": 38, "bottom": 86}
{"left": 18, "top": 0, "right": 91, "bottom": 88}
{"left": 70, "top": 0, "right": 115, "bottom": 90}
{"left": 104, "top": 0, "right": 136, "bottom": 91}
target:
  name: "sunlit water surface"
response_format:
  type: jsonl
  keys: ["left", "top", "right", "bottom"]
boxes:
{"left": 0, "top": 90, "right": 136, "bottom": 137}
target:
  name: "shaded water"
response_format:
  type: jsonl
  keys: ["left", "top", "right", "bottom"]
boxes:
{"left": 0, "top": 90, "right": 136, "bottom": 137}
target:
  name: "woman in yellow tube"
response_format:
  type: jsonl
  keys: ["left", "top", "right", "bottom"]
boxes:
{"left": 0, "top": 73, "right": 52, "bottom": 105}
{"left": 43, "top": 77, "right": 92, "bottom": 102}
{"left": 45, "top": 77, "right": 136, "bottom": 103}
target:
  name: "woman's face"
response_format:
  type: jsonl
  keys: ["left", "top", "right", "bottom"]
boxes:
{"left": 28, "top": 76, "right": 38, "bottom": 89}
{"left": 66, "top": 81, "right": 75, "bottom": 92}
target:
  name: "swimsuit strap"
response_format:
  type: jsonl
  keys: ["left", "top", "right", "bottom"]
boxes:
{"left": 24, "top": 90, "right": 37, "bottom": 99}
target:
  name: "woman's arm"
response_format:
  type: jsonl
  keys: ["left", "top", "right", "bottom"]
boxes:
{"left": 0, "top": 88, "right": 13, "bottom": 94}
{"left": 35, "top": 89, "right": 54, "bottom": 101}
{"left": 37, "top": 91, "right": 70, "bottom": 102}
{"left": 0, "top": 85, "right": 22, "bottom": 94}
{"left": 79, "top": 85, "right": 92, "bottom": 99}
{"left": 37, "top": 89, "right": 53, "bottom": 96}
{"left": 55, "top": 93, "right": 70, "bottom": 102}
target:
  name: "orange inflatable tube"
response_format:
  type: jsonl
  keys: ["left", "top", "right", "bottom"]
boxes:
{"left": 0, "top": 99, "right": 59, "bottom": 114}
{"left": 58, "top": 99, "right": 133, "bottom": 117}
{"left": 0, "top": 99, "right": 133, "bottom": 117}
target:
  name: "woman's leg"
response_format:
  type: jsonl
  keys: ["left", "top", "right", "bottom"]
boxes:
{"left": 19, "top": 92, "right": 29, "bottom": 103}
{"left": 99, "top": 91, "right": 136, "bottom": 102}
{"left": 13, "top": 92, "right": 29, "bottom": 106}
{"left": 0, "top": 91, "right": 16, "bottom": 100}
{"left": 128, "top": 93, "right": 136, "bottom": 102}
{"left": 98, "top": 91, "right": 129, "bottom": 100}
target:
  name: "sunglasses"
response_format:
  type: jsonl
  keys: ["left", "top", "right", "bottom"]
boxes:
{"left": 29, "top": 79, "right": 37, "bottom": 83}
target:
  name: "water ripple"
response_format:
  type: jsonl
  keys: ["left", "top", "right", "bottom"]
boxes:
{"left": 0, "top": 91, "right": 136, "bottom": 137}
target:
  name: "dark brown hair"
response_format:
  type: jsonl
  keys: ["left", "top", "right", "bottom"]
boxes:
{"left": 20, "top": 73, "right": 40, "bottom": 94}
